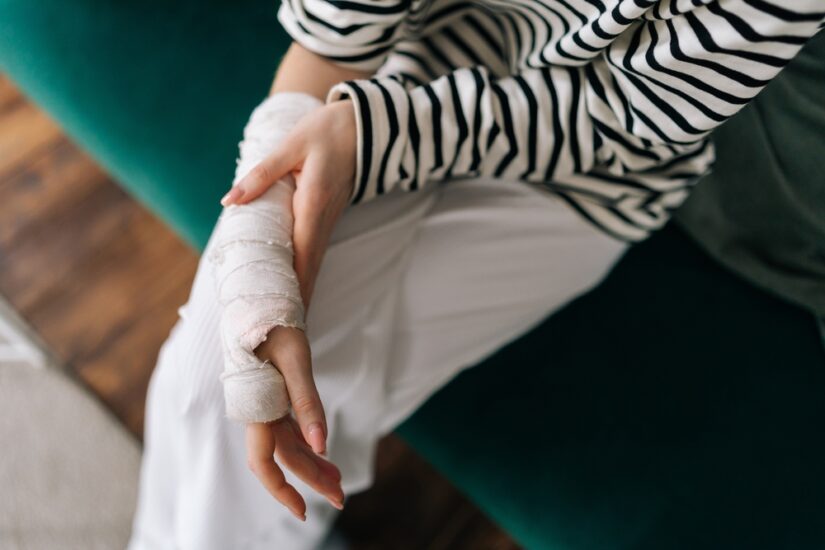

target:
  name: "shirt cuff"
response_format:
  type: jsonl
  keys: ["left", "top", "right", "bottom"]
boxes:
{"left": 326, "top": 76, "right": 411, "bottom": 205}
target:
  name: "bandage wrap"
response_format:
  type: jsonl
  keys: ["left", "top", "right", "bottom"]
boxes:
{"left": 208, "top": 93, "right": 324, "bottom": 423}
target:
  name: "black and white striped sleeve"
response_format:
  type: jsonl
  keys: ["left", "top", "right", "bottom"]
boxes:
{"left": 326, "top": 1, "right": 825, "bottom": 206}
{"left": 277, "top": 0, "right": 410, "bottom": 71}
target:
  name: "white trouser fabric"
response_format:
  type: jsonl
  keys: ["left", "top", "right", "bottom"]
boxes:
{"left": 127, "top": 175, "right": 627, "bottom": 550}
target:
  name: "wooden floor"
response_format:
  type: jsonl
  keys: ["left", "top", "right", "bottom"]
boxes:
{"left": 0, "top": 76, "right": 520, "bottom": 549}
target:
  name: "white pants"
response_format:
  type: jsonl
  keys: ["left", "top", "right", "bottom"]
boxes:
{"left": 127, "top": 176, "right": 627, "bottom": 550}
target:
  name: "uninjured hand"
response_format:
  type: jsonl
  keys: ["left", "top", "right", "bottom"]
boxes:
{"left": 221, "top": 99, "right": 357, "bottom": 310}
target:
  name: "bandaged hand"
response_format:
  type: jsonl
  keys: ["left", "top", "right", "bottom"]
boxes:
{"left": 209, "top": 92, "right": 344, "bottom": 519}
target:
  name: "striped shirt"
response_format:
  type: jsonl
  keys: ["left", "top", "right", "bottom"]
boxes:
{"left": 278, "top": 0, "right": 825, "bottom": 241}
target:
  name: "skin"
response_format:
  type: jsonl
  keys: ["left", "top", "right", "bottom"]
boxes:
{"left": 220, "top": 43, "right": 369, "bottom": 521}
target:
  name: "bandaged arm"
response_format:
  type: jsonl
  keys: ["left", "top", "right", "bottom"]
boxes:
{"left": 208, "top": 92, "right": 323, "bottom": 423}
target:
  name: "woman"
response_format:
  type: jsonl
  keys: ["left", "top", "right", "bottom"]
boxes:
{"left": 128, "top": 1, "right": 824, "bottom": 548}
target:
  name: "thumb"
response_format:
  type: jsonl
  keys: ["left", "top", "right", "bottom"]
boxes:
{"left": 222, "top": 141, "right": 303, "bottom": 206}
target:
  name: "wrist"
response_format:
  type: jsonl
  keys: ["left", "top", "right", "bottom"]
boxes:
{"left": 328, "top": 98, "right": 358, "bottom": 202}
{"left": 236, "top": 93, "right": 324, "bottom": 181}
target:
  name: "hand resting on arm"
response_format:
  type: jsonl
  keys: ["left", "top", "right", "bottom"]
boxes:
{"left": 210, "top": 43, "right": 368, "bottom": 520}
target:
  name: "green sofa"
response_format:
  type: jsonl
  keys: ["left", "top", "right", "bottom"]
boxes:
{"left": 2, "top": 2, "right": 823, "bottom": 547}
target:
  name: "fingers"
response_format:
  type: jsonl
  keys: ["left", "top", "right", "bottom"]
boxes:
{"left": 222, "top": 140, "right": 302, "bottom": 206}
{"left": 245, "top": 422, "right": 306, "bottom": 521}
{"left": 272, "top": 419, "right": 345, "bottom": 510}
{"left": 274, "top": 332, "right": 328, "bottom": 455}
{"left": 282, "top": 417, "right": 341, "bottom": 485}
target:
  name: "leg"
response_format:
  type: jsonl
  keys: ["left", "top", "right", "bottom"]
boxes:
{"left": 381, "top": 176, "right": 627, "bottom": 432}
{"left": 128, "top": 184, "right": 443, "bottom": 550}
{"left": 129, "top": 176, "right": 625, "bottom": 549}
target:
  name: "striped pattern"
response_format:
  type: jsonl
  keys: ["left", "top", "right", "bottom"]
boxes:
{"left": 279, "top": 0, "right": 825, "bottom": 241}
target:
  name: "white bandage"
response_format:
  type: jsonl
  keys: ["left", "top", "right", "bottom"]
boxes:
{"left": 208, "top": 92, "right": 324, "bottom": 423}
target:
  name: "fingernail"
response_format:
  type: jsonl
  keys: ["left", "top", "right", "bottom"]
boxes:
{"left": 326, "top": 496, "right": 344, "bottom": 510}
{"left": 290, "top": 507, "right": 306, "bottom": 521}
{"left": 307, "top": 422, "right": 325, "bottom": 454}
{"left": 220, "top": 187, "right": 244, "bottom": 206}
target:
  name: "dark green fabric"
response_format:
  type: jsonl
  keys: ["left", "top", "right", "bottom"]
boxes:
{"left": 2, "top": 2, "right": 824, "bottom": 548}
{"left": 676, "top": 31, "right": 825, "bottom": 317}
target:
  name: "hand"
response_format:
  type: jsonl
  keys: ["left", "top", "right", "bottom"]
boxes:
{"left": 246, "top": 326, "right": 345, "bottom": 520}
{"left": 227, "top": 99, "right": 355, "bottom": 518}
{"left": 221, "top": 99, "right": 357, "bottom": 309}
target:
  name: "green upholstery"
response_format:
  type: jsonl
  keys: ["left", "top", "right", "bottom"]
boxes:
{"left": 0, "top": 0, "right": 291, "bottom": 248}
{"left": 2, "top": 2, "right": 823, "bottom": 548}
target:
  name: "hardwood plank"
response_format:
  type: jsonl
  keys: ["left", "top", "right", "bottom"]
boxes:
{"left": 0, "top": 90, "right": 63, "bottom": 182}
{"left": 0, "top": 139, "right": 95, "bottom": 248}
{"left": 0, "top": 134, "right": 198, "bottom": 436}
{"left": 0, "top": 76, "right": 24, "bottom": 113}
{"left": 0, "top": 141, "right": 122, "bottom": 309}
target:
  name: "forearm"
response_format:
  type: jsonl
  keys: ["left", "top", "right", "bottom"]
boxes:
{"left": 270, "top": 42, "right": 371, "bottom": 101}
{"left": 213, "top": 45, "right": 369, "bottom": 422}
{"left": 211, "top": 93, "right": 323, "bottom": 422}
{"left": 260, "top": 43, "right": 367, "bottom": 310}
